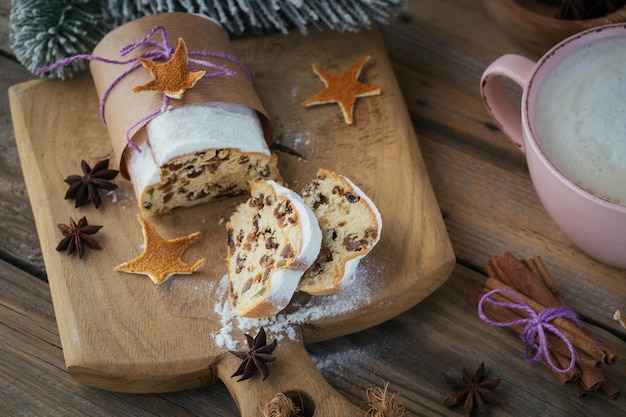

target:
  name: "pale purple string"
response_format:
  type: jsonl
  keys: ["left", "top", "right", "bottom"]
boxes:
{"left": 478, "top": 288, "right": 581, "bottom": 374}
{"left": 37, "top": 25, "right": 250, "bottom": 151}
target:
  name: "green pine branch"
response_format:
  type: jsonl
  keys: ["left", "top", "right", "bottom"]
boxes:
{"left": 10, "top": 0, "right": 112, "bottom": 79}
{"left": 10, "top": 0, "right": 406, "bottom": 78}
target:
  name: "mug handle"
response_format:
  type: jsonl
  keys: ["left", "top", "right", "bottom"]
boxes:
{"left": 480, "top": 54, "right": 536, "bottom": 154}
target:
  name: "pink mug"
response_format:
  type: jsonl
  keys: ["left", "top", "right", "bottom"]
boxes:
{"left": 481, "top": 24, "right": 626, "bottom": 268}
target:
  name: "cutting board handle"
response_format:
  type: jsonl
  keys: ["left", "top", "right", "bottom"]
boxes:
{"left": 219, "top": 336, "right": 363, "bottom": 417}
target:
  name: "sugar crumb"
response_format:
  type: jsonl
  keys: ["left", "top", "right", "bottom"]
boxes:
{"left": 211, "top": 257, "right": 385, "bottom": 350}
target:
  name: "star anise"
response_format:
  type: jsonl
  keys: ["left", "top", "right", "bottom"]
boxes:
{"left": 229, "top": 327, "right": 278, "bottom": 382}
{"left": 56, "top": 216, "right": 103, "bottom": 259}
{"left": 64, "top": 159, "right": 119, "bottom": 208}
{"left": 443, "top": 363, "right": 507, "bottom": 417}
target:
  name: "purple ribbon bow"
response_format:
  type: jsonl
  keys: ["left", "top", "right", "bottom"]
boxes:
{"left": 478, "top": 288, "right": 581, "bottom": 374}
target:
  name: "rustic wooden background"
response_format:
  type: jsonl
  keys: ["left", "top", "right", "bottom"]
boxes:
{"left": 2, "top": 0, "right": 625, "bottom": 416}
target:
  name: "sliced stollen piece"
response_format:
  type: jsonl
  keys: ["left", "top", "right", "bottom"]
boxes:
{"left": 226, "top": 180, "right": 322, "bottom": 318}
{"left": 298, "top": 169, "right": 382, "bottom": 295}
{"left": 126, "top": 102, "right": 281, "bottom": 216}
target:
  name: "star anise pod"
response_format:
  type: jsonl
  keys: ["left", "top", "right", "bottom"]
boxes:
{"left": 229, "top": 327, "right": 277, "bottom": 382}
{"left": 64, "top": 159, "right": 119, "bottom": 208}
{"left": 56, "top": 216, "right": 103, "bottom": 259}
{"left": 443, "top": 363, "right": 507, "bottom": 417}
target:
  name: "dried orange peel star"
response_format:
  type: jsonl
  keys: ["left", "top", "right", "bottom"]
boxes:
{"left": 301, "top": 55, "right": 382, "bottom": 124}
{"left": 115, "top": 216, "right": 205, "bottom": 284}
{"left": 133, "top": 37, "right": 206, "bottom": 99}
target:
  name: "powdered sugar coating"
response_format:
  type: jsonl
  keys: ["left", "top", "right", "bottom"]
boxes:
{"left": 126, "top": 139, "right": 160, "bottom": 198}
{"left": 146, "top": 102, "right": 270, "bottom": 166}
{"left": 333, "top": 174, "right": 382, "bottom": 289}
{"left": 268, "top": 180, "right": 322, "bottom": 269}
{"left": 125, "top": 102, "right": 270, "bottom": 203}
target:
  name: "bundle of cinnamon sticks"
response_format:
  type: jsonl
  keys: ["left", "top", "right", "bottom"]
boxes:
{"left": 470, "top": 252, "right": 619, "bottom": 399}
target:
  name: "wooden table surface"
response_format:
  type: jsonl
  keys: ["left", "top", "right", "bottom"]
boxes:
{"left": 1, "top": 1, "right": 625, "bottom": 416}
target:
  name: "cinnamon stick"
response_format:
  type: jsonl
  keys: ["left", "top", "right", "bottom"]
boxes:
{"left": 480, "top": 252, "right": 621, "bottom": 400}
{"left": 481, "top": 285, "right": 601, "bottom": 368}
{"left": 601, "top": 378, "right": 621, "bottom": 400}
{"left": 522, "top": 257, "right": 565, "bottom": 304}
{"left": 550, "top": 339, "right": 602, "bottom": 369}
{"left": 485, "top": 277, "right": 611, "bottom": 364}
{"left": 579, "top": 364, "right": 606, "bottom": 393}
{"left": 572, "top": 380, "right": 589, "bottom": 398}
{"left": 488, "top": 252, "right": 562, "bottom": 308}
{"left": 548, "top": 350, "right": 581, "bottom": 385}
{"left": 565, "top": 363, "right": 609, "bottom": 398}
{"left": 519, "top": 257, "right": 617, "bottom": 365}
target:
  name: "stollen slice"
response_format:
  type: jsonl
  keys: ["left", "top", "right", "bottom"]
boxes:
{"left": 226, "top": 180, "right": 322, "bottom": 318}
{"left": 298, "top": 169, "right": 382, "bottom": 295}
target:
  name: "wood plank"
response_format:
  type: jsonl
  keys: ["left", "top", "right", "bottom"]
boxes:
{"left": 0, "top": 0, "right": 10, "bottom": 55}
{"left": 0, "top": 55, "right": 42, "bottom": 277}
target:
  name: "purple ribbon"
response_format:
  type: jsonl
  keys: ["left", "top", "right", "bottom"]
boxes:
{"left": 478, "top": 288, "right": 581, "bottom": 374}
{"left": 37, "top": 25, "right": 250, "bottom": 151}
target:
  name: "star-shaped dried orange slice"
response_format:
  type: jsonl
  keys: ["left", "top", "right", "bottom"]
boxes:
{"left": 114, "top": 216, "right": 205, "bottom": 285}
{"left": 132, "top": 37, "right": 206, "bottom": 99}
{"left": 301, "top": 55, "right": 382, "bottom": 124}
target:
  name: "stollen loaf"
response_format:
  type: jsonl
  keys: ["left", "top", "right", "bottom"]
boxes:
{"left": 126, "top": 102, "right": 280, "bottom": 215}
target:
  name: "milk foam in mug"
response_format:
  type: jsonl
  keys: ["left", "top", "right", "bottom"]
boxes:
{"left": 534, "top": 36, "right": 626, "bottom": 206}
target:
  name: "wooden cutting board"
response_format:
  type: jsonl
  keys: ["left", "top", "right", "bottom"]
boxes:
{"left": 9, "top": 26, "right": 455, "bottom": 416}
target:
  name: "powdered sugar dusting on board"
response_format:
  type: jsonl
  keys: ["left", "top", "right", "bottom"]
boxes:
{"left": 281, "top": 122, "right": 312, "bottom": 158}
{"left": 212, "top": 255, "right": 387, "bottom": 350}
{"left": 157, "top": 275, "right": 219, "bottom": 317}
{"left": 108, "top": 182, "right": 136, "bottom": 211}
{"left": 309, "top": 347, "right": 366, "bottom": 374}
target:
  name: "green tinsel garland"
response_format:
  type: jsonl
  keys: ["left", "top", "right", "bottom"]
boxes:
{"left": 10, "top": 0, "right": 406, "bottom": 79}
